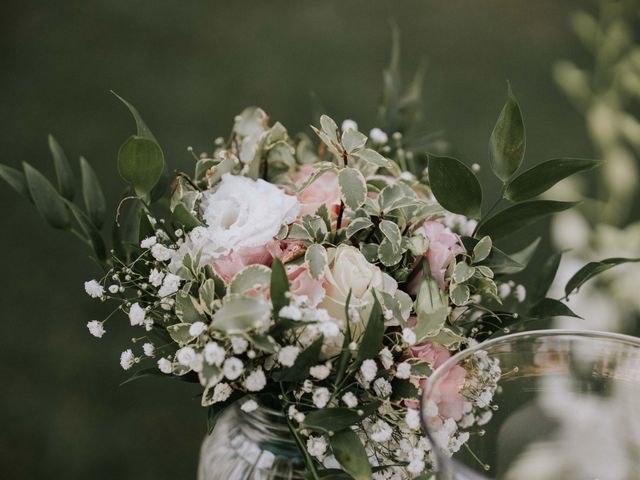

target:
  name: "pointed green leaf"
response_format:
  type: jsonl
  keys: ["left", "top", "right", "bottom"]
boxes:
{"left": 117, "top": 136, "right": 165, "bottom": 196}
{"left": 565, "top": 257, "right": 640, "bottom": 297}
{"left": 111, "top": 91, "right": 157, "bottom": 142}
{"left": 428, "top": 155, "right": 482, "bottom": 218}
{"left": 355, "top": 293, "right": 384, "bottom": 364}
{"left": 461, "top": 237, "right": 524, "bottom": 274}
{"left": 338, "top": 167, "right": 367, "bottom": 211}
{"left": 67, "top": 202, "right": 107, "bottom": 261}
{"left": 530, "top": 298, "right": 581, "bottom": 319}
{"left": 22, "top": 162, "right": 70, "bottom": 230}
{"left": 477, "top": 200, "right": 578, "bottom": 240}
{"left": 505, "top": 158, "right": 600, "bottom": 201}
{"left": 489, "top": 83, "right": 525, "bottom": 182}
{"left": 302, "top": 401, "right": 381, "bottom": 432}
{"left": 0, "top": 164, "right": 31, "bottom": 200}
{"left": 172, "top": 203, "right": 202, "bottom": 229}
{"left": 330, "top": 428, "right": 372, "bottom": 480}
{"left": 530, "top": 251, "right": 562, "bottom": 301}
{"left": 79, "top": 156, "right": 106, "bottom": 228}
{"left": 48, "top": 135, "right": 75, "bottom": 200}
{"left": 270, "top": 258, "right": 290, "bottom": 316}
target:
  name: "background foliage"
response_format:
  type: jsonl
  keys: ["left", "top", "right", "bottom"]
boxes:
{"left": 0, "top": 1, "right": 634, "bottom": 478}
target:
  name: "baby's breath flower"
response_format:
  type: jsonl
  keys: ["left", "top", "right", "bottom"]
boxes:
{"left": 231, "top": 336, "right": 249, "bottom": 354}
{"left": 405, "top": 409, "right": 421, "bottom": 430}
{"left": 279, "top": 305, "right": 302, "bottom": 320}
{"left": 148, "top": 268, "right": 164, "bottom": 287}
{"left": 370, "top": 419, "right": 393, "bottom": 442}
{"left": 373, "top": 377, "right": 392, "bottom": 398}
{"left": 395, "top": 362, "right": 411, "bottom": 379}
{"left": 341, "top": 119, "right": 358, "bottom": 132}
{"left": 360, "top": 359, "right": 377, "bottom": 383}
{"left": 176, "top": 346, "right": 197, "bottom": 368}
{"left": 151, "top": 243, "right": 172, "bottom": 262}
{"left": 240, "top": 399, "right": 258, "bottom": 412}
{"left": 84, "top": 280, "right": 104, "bottom": 299}
{"left": 223, "top": 357, "right": 244, "bottom": 380}
{"left": 158, "top": 273, "right": 181, "bottom": 297}
{"left": 120, "top": 349, "right": 135, "bottom": 370}
{"left": 189, "top": 321, "right": 208, "bottom": 337}
{"left": 244, "top": 369, "right": 266, "bottom": 392}
{"left": 140, "top": 236, "right": 157, "bottom": 249}
{"left": 369, "top": 127, "right": 388, "bottom": 145}
{"left": 108, "top": 285, "right": 119, "bottom": 294}
{"left": 309, "top": 364, "right": 331, "bottom": 380}
{"left": 128, "top": 302, "right": 146, "bottom": 326}
{"left": 142, "top": 342, "right": 155, "bottom": 357}
{"left": 402, "top": 328, "right": 417, "bottom": 346}
{"left": 514, "top": 284, "right": 527, "bottom": 302}
{"left": 157, "top": 357, "right": 172, "bottom": 374}
{"left": 204, "top": 342, "right": 226, "bottom": 366}
{"left": 342, "top": 392, "right": 358, "bottom": 408}
{"left": 278, "top": 345, "right": 300, "bottom": 367}
{"left": 378, "top": 347, "right": 394, "bottom": 370}
{"left": 312, "top": 387, "right": 330, "bottom": 408}
{"left": 211, "top": 382, "right": 232, "bottom": 403}
{"left": 307, "top": 435, "right": 327, "bottom": 459}
{"left": 86, "top": 320, "right": 105, "bottom": 338}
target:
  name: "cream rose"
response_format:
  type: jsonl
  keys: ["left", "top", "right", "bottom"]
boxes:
{"left": 319, "top": 245, "right": 398, "bottom": 329}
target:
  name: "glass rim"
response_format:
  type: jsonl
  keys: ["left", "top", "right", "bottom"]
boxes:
{"left": 419, "top": 328, "right": 640, "bottom": 475}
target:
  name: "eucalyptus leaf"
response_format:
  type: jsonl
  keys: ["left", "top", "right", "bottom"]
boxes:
{"left": 428, "top": 155, "right": 482, "bottom": 218}
{"left": 477, "top": 201, "right": 577, "bottom": 240}
{"left": 48, "top": 135, "right": 75, "bottom": 200}
{"left": 79, "top": 156, "right": 106, "bottom": 228}
{"left": 117, "top": 136, "right": 165, "bottom": 197}
{"left": 505, "top": 158, "right": 599, "bottom": 202}
{"left": 338, "top": 167, "right": 367, "bottom": 210}
{"left": 22, "top": 162, "right": 70, "bottom": 230}
{"left": 330, "top": 428, "right": 372, "bottom": 480}
{"left": 489, "top": 84, "right": 525, "bottom": 182}
{"left": 564, "top": 257, "right": 640, "bottom": 297}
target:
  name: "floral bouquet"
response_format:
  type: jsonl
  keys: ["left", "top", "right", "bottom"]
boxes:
{"left": 1, "top": 53, "right": 634, "bottom": 478}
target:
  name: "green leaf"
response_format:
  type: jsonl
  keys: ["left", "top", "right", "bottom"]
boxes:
{"left": 111, "top": 91, "right": 157, "bottom": 142}
{"left": 302, "top": 401, "right": 381, "bottom": 432}
{"left": 335, "top": 291, "right": 353, "bottom": 387}
{"left": 564, "top": 257, "right": 640, "bottom": 297}
{"left": 391, "top": 378, "right": 420, "bottom": 401}
{"left": 477, "top": 200, "right": 578, "bottom": 240}
{"left": 530, "top": 298, "right": 581, "bottom": 319}
{"left": 249, "top": 333, "right": 278, "bottom": 354}
{"left": 452, "top": 262, "right": 475, "bottom": 283}
{"left": 67, "top": 202, "right": 107, "bottom": 261}
{"left": 461, "top": 237, "right": 523, "bottom": 274}
{"left": 175, "top": 290, "right": 206, "bottom": 323}
{"left": 355, "top": 293, "right": 384, "bottom": 364}
{"left": 117, "top": 136, "right": 165, "bottom": 197}
{"left": 505, "top": 158, "right": 599, "bottom": 202}
{"left": 167, "top": 323, "right": 195, "bottom": 345}
{"left": 529, "top": 251, "right": 562, "bottom": 301}
{"left": 79, "top": 156, "right": 106, "bottom": 229}
{"left": 48, "top": 135, "right": 75, "bottom": 200}
{"left": 489, "top": 83, "right": 525, "bottom": 182}
{"left": 330, "top": 428, "right": 372, "bottom": 480}
{"left": 305, "top": 244, "right": 328, "bottom": 280}
{"left": 273, "top": 336, "right": 323, "bottom": 382}
{"left": 345, "top": 217, "right": 374, "bottom": 238}
{"left": 428, "top": 155, "right": 482, "bottom": 218}
{"left": 22, "top": 162, "right": 70, "bottom": 230}
{"left": 172, "top": 203, "right": 203, "bottom": 229}
{"left": 0, "top": 164, "right": 31, "bottom": 200}
{"left": 210, "top": 297, "right": 271, "bottom": 333}
{"left": 199, "top": 279, "right": 216, "bottom": 314}
{"left": 270, "top": 258, "right": 290, "bottom": 316}
{"left": 342, "top": 129, "right": 367, "bottom": 153}
{"left": 509, "top": 237, "right": 542, "bottom": 269}
{"left": 338, "top": 167, "right": 367, "bottom": 211}
{"left": 352, "top": 148, "right": 392, "bottom": 168}
{"left": 472, "top": 236, "right": 492, "bottom": 263}
{"left": 228, "top": 264, "right": 271, "bottom": 295}
{"left": 450, "top": 284, "right": 470, "bottom": 306}
{"left": 320, "top": 115, "right": 340, "bottom": 143}
{"left": 414, "top": 274, "right": 449, "bottom": 341}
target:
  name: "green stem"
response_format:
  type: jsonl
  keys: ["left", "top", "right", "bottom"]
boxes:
{"left": 286, "top": 410, "right": 320, "bottom": 479}
{"left": 473, "top": 183, "right": 507, "bottom": 237}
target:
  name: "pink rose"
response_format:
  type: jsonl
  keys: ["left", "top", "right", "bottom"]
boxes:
{"left": 286, "top": 263, "right": 325, "bottom": 306}
{"left": 294, "top": 165, "right": 341, "bottom": 219}
{"left": 409, "top": 220, "right": 463, "bottom": 292}
{"left": 212, "top": 244, "right": 273, "bottom": 283}
{"left": 404, "top": 341, "right": 466, "bottom": 425}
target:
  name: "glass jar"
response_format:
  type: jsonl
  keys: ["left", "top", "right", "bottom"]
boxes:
{"left": 421, "top": 329, "right": 640, "bottom": 480}
{"left": 198, "top": 402, "right": 306, "bottom": 479}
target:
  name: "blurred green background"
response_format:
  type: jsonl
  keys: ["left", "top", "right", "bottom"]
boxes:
{"left": 0, "top": 0, "right": 627, "bottom": 478}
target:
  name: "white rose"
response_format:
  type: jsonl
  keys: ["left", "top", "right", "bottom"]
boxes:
{"left": 319, "top": 245, "right": 398, "bottom": 328}
{"left": 169, "top": 174, "right": 299, "bottom": 270}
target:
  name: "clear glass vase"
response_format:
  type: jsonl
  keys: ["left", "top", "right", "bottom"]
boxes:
{"left": 421, "top": 329, "right": 640, "bottom": 480}
{"left": 198, "top": 402, "right": 306, "bottom": 479}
